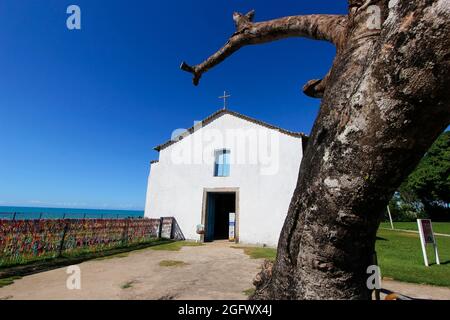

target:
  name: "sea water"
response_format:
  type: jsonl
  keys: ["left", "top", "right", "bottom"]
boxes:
{"left": 0, "top": 206, "right": 144, "bottom": 220}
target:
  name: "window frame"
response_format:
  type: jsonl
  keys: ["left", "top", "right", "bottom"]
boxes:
{"left": 214, "top": 149, "right": 231, "bottom": 177}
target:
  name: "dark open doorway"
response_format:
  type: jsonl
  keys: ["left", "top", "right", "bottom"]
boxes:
{"left": 205, "top": 192, "right": 236, "bottom": 242}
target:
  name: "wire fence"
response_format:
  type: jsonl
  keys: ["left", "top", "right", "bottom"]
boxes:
{"left": 0, "top": 217, "right": 179, "bottom": 267}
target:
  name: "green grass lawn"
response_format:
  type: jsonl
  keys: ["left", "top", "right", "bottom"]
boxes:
{"left": 380, "top": 222, "right": 450, "bottom": 235}
{"left": 0, "top": 276, "right": 22, "bottom": 288}
{"left": 158, "top": 260, "right": 189, "bottom": 267}
{"left": 149, "top": 241, "right": 203, "bottom": 251}
{"left": 232, "top": 246, "right": 277, "bottom": 261}
{"left": 376, "top": 229, "right": 450, "bottom": 287}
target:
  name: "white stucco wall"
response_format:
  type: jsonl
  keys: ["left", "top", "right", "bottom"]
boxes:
{"left": 144, "top": 113, "right": 303, "bottom": 247}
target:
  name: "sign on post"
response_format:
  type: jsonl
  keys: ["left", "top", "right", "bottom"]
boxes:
{"left": 229, "top": 212, "right": 236, "bottom": 242}
{"left": 417, "top": 219, "right": 440, "bottom": 267}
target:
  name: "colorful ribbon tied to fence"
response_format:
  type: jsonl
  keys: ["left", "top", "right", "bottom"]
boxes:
{"left": 0, "top": 218, "right": 165, "bottom": 267}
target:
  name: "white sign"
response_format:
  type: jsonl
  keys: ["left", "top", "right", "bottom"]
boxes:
{"left": 417, "top": 219, "right": 440, "bottom": 267}
{"left": 229, "top": 212, "right": 236, "bottom": 242}
{"left": 196, "top": 224, "right": 205, "bottom": 235}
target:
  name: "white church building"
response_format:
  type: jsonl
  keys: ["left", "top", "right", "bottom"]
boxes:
{"left": 144, "top": 108, "right": 306, "bottom": 247}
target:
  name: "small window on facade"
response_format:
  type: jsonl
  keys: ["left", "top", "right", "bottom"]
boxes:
{"left": 214, "top": 149, "right": 230, "bottom": 177}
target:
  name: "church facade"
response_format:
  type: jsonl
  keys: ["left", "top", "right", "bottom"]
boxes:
{"left": 144, "top": 109, "right": 306, "bottom": 247}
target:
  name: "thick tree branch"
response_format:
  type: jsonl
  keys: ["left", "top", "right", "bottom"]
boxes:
{"left": 179, "top": 0, "right": 450, "bottom": 300}
{"left": 181, "top": 11, "right": 347, "bottom": 94}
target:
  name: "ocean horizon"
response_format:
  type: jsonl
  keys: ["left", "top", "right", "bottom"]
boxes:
{"left": 0, "top": 206, "right": 144, "bottom": 220}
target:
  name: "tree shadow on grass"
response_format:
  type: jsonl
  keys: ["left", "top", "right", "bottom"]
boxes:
{"left": 427, "top": 260, "right": 450, "bottom": 266}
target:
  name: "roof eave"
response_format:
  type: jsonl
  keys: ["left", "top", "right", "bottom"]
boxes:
{"left": 153, "top": 109, "right": 308, "bottom": 152}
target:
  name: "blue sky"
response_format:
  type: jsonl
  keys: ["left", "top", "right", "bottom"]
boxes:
{"left": 0, "top": 1, "right": 347, "bottom": 210}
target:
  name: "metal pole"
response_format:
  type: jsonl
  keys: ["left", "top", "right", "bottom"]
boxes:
{"left": 417, "top": 219, "right": 430, "bottom": 267}
{"left": 170, "top": 217, "right": 175, "bottom": 240}
{"left": 158, "top": 217, "right": 164, "bottom": 239}
{"left": 387, "top": 205, "right": 394, "bottom": 230}
{"left": 12, "top": 212, "right": 16, "bottom": 221}
{"left": 430, "top": 222, "right": 441, "bottom": 265}
{"left": 434, "top": 243, "right": 441, "bottom": 265}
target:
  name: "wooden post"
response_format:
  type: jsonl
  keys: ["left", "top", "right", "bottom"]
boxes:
{"left": 12, "top": 212, "right": 16, "bottom": 221}
{"left": 122, "top": 219, "right": 129, "bottom": 245}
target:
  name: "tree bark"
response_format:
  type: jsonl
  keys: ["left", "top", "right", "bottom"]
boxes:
{"left": 182, "top": 0, "right": 450, "bottom": 299}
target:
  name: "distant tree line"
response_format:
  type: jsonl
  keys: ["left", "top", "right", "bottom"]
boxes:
{"left": 387, "top": 131, "right": 450, "bottom": 222}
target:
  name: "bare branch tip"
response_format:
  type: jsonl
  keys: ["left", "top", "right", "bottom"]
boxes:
{"left": 233, "top": 9, "right": 256, "bottom": 30}
{"left": 303, "top": 79, "right": 325, "bottom": 99}
{"left": 180, "top": 61, "right": 194, "bottom": 73}
{"left": 193, "top": 74, "right": 201, "bottom": 86}
{"left": 246, "top": 9, "right": 255, "bottom": 21}
{"left": 180, "top": 62, "right": 201, "bottom": 86}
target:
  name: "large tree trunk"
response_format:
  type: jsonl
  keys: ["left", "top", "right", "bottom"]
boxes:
{"left": 181, "top": 0, "right": 450, "bottom": 299}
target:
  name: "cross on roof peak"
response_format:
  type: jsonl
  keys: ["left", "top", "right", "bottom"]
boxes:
{"left": 219, "top": 91, "right": 231, "bottom": 110}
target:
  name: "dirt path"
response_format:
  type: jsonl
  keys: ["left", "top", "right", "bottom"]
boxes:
{"left": 1, "top": 241, "right": 449, "bottom": 300}
{"left": 382, "top": 280, "right": 450, "bottom": 300}
{"left": 0, "top": 241, "right": 261, "bottom": 300}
